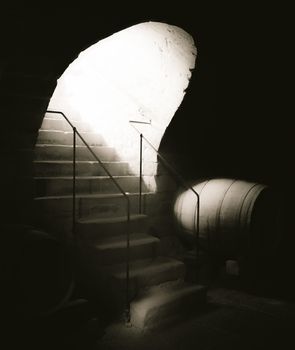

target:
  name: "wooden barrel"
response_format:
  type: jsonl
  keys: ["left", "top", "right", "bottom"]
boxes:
{"left": 173, "top": 178, "right": 280, "bottom": 258}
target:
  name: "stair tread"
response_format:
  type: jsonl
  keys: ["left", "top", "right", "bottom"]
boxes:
{"left": 37, "top": 130, "right": 105, "bottom": 145}
{"left": 33, "top": 175, "right": 140, "bottom": 180}
{"left": 34, "top": 160, "right": 127, "bottom": 164}
{"left": 34, "top": 192, "right": 152, "bottom": 200}
{"left": 106, "top": 256, "right": 185, "bottom": 279}
{"left": 42, "top": 117, "right": 82, "bottom": 123}
{"left": 39, "top": 129, "right": 100, "bottom": 134}
{"left": 94, "top": 232, "right": 159, "bottom": 250}
{"left": 35, "top": 144, "right": 112, "bottom": 149}
{"left": 134, "top": 281, "right": 206, "bottom": 306}
{"left": 77, "top": 213, "right": 147, "bottom": 225}
{"left": 131, "top": 280, "right": 207, "bottom": 328}
{"left": 141, "top": 280, "right": 206, "bottom": 299}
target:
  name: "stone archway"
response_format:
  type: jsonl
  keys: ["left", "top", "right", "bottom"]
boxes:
{"left": 48, "top": 21, "right": 197, "bottom": 191}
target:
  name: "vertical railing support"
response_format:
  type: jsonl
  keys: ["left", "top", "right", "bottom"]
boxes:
{"left": 139, "top": 133, "right": 143, "bottom": 214}
{"left": 125, "top": 198, "right": 131, "bottom": 324}
{"left": 73, "top": 127, "right": 76, "bottom": 243}
{"left": 195, "top": 195, "right": 200, "bottom": 282}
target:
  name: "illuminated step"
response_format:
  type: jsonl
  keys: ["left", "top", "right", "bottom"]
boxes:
{"left": 40, "top": 117, "right": 92, "bottom": 132}
{"left": 104, "top": 257, "right": 186, "bottom": 301}
{"left": 131, "top": 281, "right": 207, "bottom": 329}
{"left": 34, "top": 144, "right": 118, "bottom": 161}
{"left": 76, "top": 214, "right": 148, "bottom": 240}
{"left": 33, "top": 160, "right": 131, "bottom": 176}
{"left": 37, "top": 130, "right": 105, "bottom": 146}
{"left": 34, "top": 192, "right": 155, "bottom": 219}
{"left": 81, "top": 232, "right": 160, "bottom": 266}
{"left": 33, "top": 175, "right": 146, "bottom": 196}
{"left": 43, "top": 112, "right": 82, "bottom": 121}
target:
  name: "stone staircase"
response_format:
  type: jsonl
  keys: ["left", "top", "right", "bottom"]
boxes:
{"left": 33, "top": 112, "right": 206, "bottom": 328}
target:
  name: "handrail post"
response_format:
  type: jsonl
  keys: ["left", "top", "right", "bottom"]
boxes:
{"left": 125, "top": 197, "right": 131, "bottom": 324}
{"left": 195, "top": 195, "right": 200, "bottom": 283}
{"left": 73, "top": 127, "right": 76, "bottom": 243}
{"left": 139, "top": 134, "right": 143, "bottom": 214}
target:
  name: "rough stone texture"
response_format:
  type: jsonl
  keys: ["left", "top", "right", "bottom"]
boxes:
{"left": 131, "top": 280, "right": 207, "bottom": 329}
{"left": 81, "top": 232, "right": 161, "bottom": 266}
{"left": 102, "top": 257, "right": 186, "bottom": 310}
{"left": 48, "top": 21, "right": 197, "bottom": 181}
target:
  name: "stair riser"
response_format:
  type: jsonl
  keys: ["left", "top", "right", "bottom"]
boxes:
{"left": 83, "top": 241, "right": 160, "bottom": 266}
{"left": 131, "top": 285, "right": 207, "bottom": 329}
{"left": 77, "top": 217, "right": 149, "bottom": 240}
{"left": 33, "top": 162, "right": 131, "bottom": 176}
{"left": 37, "top": 130, "right": 104, "bottom": 146}
{"left": 34, "top": 192, "right": 169, "bottom": 222}
{"left": 41, "top": 118, "right": 92, "bottom": 132}
{"left": 109, "top": 264, "right": 186, "bottom": 302}
{"left": 34, "top": 145, "right": 117, "bottom": 161}
{"left": 34, "top": 194, "right": 152, "bottom": 220}
{"left": 34, "top": 177, "right": 146, "bottom": 196}
{"left": 34, "top": 214, "right": 148, "bottom": 241}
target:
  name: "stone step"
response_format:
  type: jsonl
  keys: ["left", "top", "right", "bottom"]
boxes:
{"left": 131, "top": 280, "right": 207, "bottom": 329}
{"left": 33, "top": 160, "right": 131, "bottom": 176}
{"left": 37, "top": 130, "right": 105, "bottom": 146}
{"left": 34, "top": 144, "right": 118, "bottom": 161}
{"left": 40, "top": 117, "right": 92, "bottom": 132}
{"left": 34, "top": 193, "right": 155, "bottom": 220}
{"left": 105, "top": 257, "right": 186, "bottom": 301}
{"left": 44, "top": 111, "right": 82, "bottom": 122}
{"left": 81, "top": 232, "right": 160, "bottom": 266}
{"left": 77, "top": 214, "right": 148, "bottom": 240}
{"left": 33, "top": 175, "right": 146, "bottom": 196}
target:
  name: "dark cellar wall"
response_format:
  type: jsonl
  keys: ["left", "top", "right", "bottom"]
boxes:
{"left": 160, "top": 11, "right": 293, "bottom": 188}
{"left": 0, "top": 5, "right": 293, "bottom": 250}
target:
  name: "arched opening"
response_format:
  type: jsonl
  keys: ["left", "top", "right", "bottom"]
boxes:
{"left": 47, "top": 21, "right": 197, "bottom": 191}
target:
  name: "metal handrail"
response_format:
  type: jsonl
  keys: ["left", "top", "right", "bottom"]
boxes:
{"left": 129, "top": 121, "right": 200, "bottom": 279}
{"left": 46, "top": 110, "right": 131, "bottom": 322}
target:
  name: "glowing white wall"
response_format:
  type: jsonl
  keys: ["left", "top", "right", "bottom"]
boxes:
{"left": 49, "top": 21, "right": 196, "bottom": 188}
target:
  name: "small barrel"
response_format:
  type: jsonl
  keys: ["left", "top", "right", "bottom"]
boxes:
{"left": 173, "top": 178, "right": 280, "bottom": 258}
